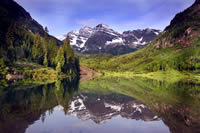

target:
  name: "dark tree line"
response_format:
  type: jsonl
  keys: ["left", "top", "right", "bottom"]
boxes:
{"left": 0, "top": 24, "right": 80, "bottom": 77}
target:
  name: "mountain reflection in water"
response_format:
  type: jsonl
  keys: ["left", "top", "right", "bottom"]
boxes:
{"left": 0, "top": 77, "right": 200, "bottom": 133}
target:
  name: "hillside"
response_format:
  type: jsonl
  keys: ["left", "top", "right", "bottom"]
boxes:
{"left": 0, "top": 0, "right": 63, "bottom": 62}
{"left": 80, "top": 0, "right": 200, "bottom": 75}
{"left": 0, "top": 0, "right": 62, "bottom": 49}
{"left": 0, "top": 0, "right": 79, "bottom": 79}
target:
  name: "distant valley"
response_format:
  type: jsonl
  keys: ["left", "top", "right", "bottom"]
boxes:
{"left": 80, "top": 0, "right": 200, "bottom": 80}
{"left": 1, "top": 0, "right": 200, "bottom": 133}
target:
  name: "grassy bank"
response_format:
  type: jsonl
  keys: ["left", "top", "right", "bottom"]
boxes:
{"left": 79, "top": 39, "right": 200, "bottom": 83}
{"left": 9, "top": 61, "right": 71, "bottom": 80}
{"left": 80, "top": 53, "right": 200, "bottom": 83}
{"left": 102, "top": 69, "right": 199, "bottom": 83}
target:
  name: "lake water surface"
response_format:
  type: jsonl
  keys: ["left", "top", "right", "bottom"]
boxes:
{"left": 0, "top": 77, "right": 200, "bottom": 133}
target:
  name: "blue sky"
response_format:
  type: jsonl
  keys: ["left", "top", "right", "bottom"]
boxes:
{"left": 15, "top": 0, "right": 195, "bottom": 38}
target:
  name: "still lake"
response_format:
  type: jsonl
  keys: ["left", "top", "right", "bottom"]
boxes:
{"left": 0, "top": 77, "right": 200, "bottom": 133}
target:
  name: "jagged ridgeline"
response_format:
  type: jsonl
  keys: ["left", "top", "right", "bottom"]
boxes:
{"left": 82, "top": 0, "right": 200, "bottom": 73}
{"left": 0, "top": 0, "right": 80, "bottom": 78}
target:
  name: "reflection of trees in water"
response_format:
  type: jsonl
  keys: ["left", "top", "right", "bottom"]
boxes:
{"left": 0, "top": 77, "right": 79, "bottom": 133}
{"left": 80, "top": 77, "right": 200, "bottom": 133}
{"left": 55, "top": 78, "right": 79, "bottom": 114}
{"left": 126, "top": 79, "right": 200, "bottom": 133}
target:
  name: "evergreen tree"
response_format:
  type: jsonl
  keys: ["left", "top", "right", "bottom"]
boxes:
{"left": 56, "top": 62, "right": 62, "bottom": 75}
{"left": 75, "top": 58, "right": 80, "bottom": 74}
{"left": 56, "top": 47, "right": 65, "bottom": 71}
{"left": 6, "top": 22, "right": 16, "bottom": 62}
{"left": 32, "top": 33, "right": 44, "bottom": 64}
{"left": 43, "top": 26, "right": 49, "bottom": 66}
{"left": 7, "top": 44, "right": 16, "bottom": 63}
{"left": 43, "top": 39, "right": 48, "bottom": 66}
{"left": 48, "top": 38, "right": 57, "bottom": 67}
{"left": 44, "top": 53, "right": 48, "bottom": 67}
{"left": 22, "top": 34, "right": 33, "bottom": 60}
{"left": 64, "top": 36, "right": 74, "bottom": 62}
{"left": 44, "top": 26, "right": 49, "bottom": 33}
{"left": 6, "top": 22, "right": 15, "bottom": 48}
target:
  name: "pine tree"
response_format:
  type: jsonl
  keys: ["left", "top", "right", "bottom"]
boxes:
{"left": 43, "top": 39, "right": 48, "bottom": 66}
{"left": 44, "top": 26, "right": 49, "bottom": 33}
{"left": 48, "top": 38, "right": 57, "bottom": 67}
{"left": 6, "top": 22, "right": 15, "bottom": 48}
{"left": 7, "top": 44, "right": 16, "bottom": 63}
{"left": 56, "top": 47, "right": 65, "bottom": 71}
{"left": 56, "top": 62, "right": 62, "bottom": 75}
{"left": 63, "top": 36, "right": 74, "bottom": 62}
{"left": 32, "top": 33, "right": 44, "bottom": 64}
{"left": 43, "top": 53, "right": 48, "bottom": 67}
{"left": 6, "top": 22, "right": 16, "bottom": 62}
{"left": 22, "top": 34, "right": 33, "bottom": 60}
{"left": 43, "top": 26, "right": 49, "bottom": 66}
{"left": 44, "top": 26, "right": 49, "bottom": 45}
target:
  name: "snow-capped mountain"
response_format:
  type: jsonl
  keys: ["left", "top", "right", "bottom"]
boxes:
{"left": 66, "top": 93, "right": 159, "bottom": 124}
{"left": 122, "top": 28, "right": 161, "bottom": 48}
{"left": 66, "top": 26, "right": 94, "bottom": 51}
{"left": 60, "top": 24, "right": 161, "bottom": 55}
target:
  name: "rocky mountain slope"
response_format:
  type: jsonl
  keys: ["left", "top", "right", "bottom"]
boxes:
{"left": 60, "top": 24, "right": 161, "bottom": 55}
{"left": 80, "top": 0, "right": 200, "bottom": 73}
{"left": 153, "top": 0, "right": 200, "bottom": 48}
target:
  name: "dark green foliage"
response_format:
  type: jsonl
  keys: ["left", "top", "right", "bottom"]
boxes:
{"left": 32, "top": 33, "right": 44, "bottom": 64}
{"left": 0, "top": 0, "right": 80, "bottom": 78}
{"left": 55, "top": 43, "right": 80, "bottom": 76}
{"left": 56, "top": 62, "right": 62, "bottom": 75}
{"left": 6, "top": 22, "right": 15, "bottom": 47}
{"left": 22, "top": 33, "right": 33, "bottom": 60}
{"left": 56, "top": 47, "right": 65, "bottom": 71}
{"left": 48, "top": 38, "right": 57, "bottom": 67}
{"left": 163, "top": 1, "right": 200, "bottom": 43}
{"left": 64, "top": 36, "right": 75, "bottom": 62}
{"left": 80, "top": 0, "right": 200, "bottom": 74}
{"left": 43, "top": 53, "right": 48, "bottom": 67}
{"left": 81, "top": 39, "right": 200, "bottom": 73}
{"left": 108, "top": 45, "right": 137, "bottom": 55}
{"left": 0, "top": 58, "right": 9, "bottom": 78}
{"left": 62, "top": 36, "right": 79, "bottom": 75}
{"left": 0, "top": 77, "right": 79, "bottom": 128}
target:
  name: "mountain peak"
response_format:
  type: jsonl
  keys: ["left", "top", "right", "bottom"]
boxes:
{"left": 95, "top": 23, "right": 110, "bottom": 29}
{"left": 82, "top": 26, "right": 92, "bottom": 30}
{"left": 64, "top": 24, "right": 160, "bottom": 55}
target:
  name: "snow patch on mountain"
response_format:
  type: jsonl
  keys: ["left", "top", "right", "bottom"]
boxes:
{"left": 62, "top": 24, "right": 161, "bottom": 55}
{"left": 104, "top": 103, "right": 122, "bottom": 111}
{"left": 132, "top": 37, "right": 146, "bottom": 45}
{"left": 105, "top": 38, "right": 124, "bottom": 45}
{"left": 154, "top": 31, "right": 160, "bottom": 35}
